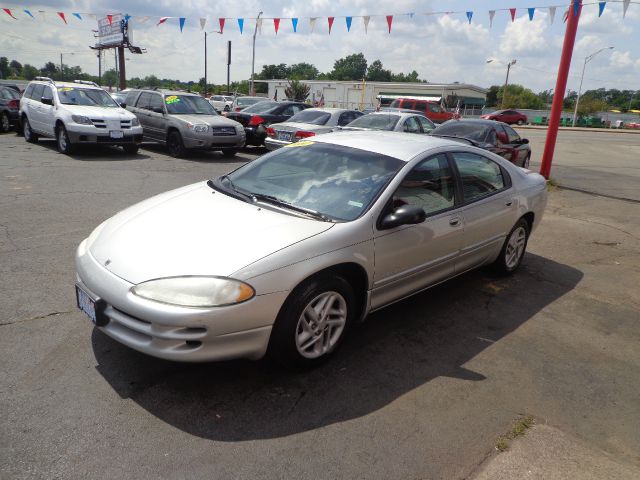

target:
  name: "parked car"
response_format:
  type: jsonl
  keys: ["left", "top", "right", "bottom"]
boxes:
{"left": 19, "top": 77, "right": 143, "bottom": 154}
{"left": 209, "top": 95, "right": 234, "bottom": 112}
{"left": 74, "top": 130, "right": 547, "bottom": 368}
{"left": 124, "top": 89, "right": 245, "bottom": 157}
{"left": 361, "top": 106, "right": 425, "bottom": 115}
{"left": 0, "top": 85, "right": 21, "bottom": 133}
{"left": 225, "top": 100, "right": 311, "bottom": 146}
{"left": 264, "top": 108, "right": 363, "bottom": 150}
{"left": 431, "top": 119, "right": 531, "bottom": 168}
{"left": 110, "top": 91, "right": 129, "bottom": 107}
{"left": 389, "top": 98, "right": 456, "bottom": 123}
{"left": 342, "top": 111, "right": 435, "bottom": 134}
{"left": 229, "top": 96, "right": 267, "bottom": 112}
{"left": 480, "top": 109, "right": 528, "bottom": 125}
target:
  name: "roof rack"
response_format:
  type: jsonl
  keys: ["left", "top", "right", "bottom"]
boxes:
{"left": 34, "top": 76, "right": 55, "bottom": 84}
{"left": 74, "top": 79, "right": 99, "bottom": 87}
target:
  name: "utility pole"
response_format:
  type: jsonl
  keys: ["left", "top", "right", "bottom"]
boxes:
{"left": 204, "top": 31, "right": 207, "bottom": 96}
{"left": 114, "top": 48, "right": 118, "bottom": 89}
{"left": 227, "top": 40, "right": 231, "bottom": 95}
{"left": 250, "top": 11, "right": 263, "bottom": 96}
{"left": 60, "top": 53, "right": 63, "bottom": 80}
{"left": 97, "top": 50, "right": 102, "bottom": 86}
{"left": 501, "top": 59, "right": 517, "bottom": 109}
{"left": 117, "top": 45, "right": 126, "bottom": 91}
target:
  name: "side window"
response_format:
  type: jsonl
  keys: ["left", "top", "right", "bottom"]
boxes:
{"left": 429, "top": 104, "right": 442, "bottom": 113}
{"left": 281, "top": 105, "right": 295, "bottom": 116}
{"left": 213, "top": 96, "right": 222, "bottom": 101}
{"left": 125, "top": 91, "right": 139, "bottom": 106}
{"left": 338, "top": 111, "right": 358, "bottom": 126}
{"left": 495, "top": 124, "right": 509, "bottom": 144}
{"left": 24, "top": 84, "right": 35, "bottom": 99}
{"left": 503, "top": 125, "right": 520, "bottom": 143}
{"left": 42, "top": 86, "right": 53, "bottom": 101}
{"left": 31, "top": 85, "right": 45, "bottom": 102}
{"left": 452, "top": 152, "right": 505, "bottom": 203}
{"left": 486, "top": 128, "right": 497, "bottom": 144}
{"left": 416, "top": 116, "right": 434, "bottom": 133}
{"left": 149, "top": 94, "right": 165, "bottom": 112}
{"left": 291, "top": 104, "right": 304, "bottom": 114}
{"left": 135, "top": 92, "right": 152, "bottom": 109}
{"left": 393, "top": 154, "right": 455, "bottom": 215}
{"left": 403, "top": 116, "right": 421, "bottom": 133}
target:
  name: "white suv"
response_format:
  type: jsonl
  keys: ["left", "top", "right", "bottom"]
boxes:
{"left": 208, "top": 95, "right": 234, "bottom": 112}
{"left": 19, "top": 77, "right": 143, "bottom": 154}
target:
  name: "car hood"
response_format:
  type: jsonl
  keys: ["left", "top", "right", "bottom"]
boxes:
{"left": 89, "top": 182, "right": 333, "bottom": 284}
{"left": 63, "top": 105, "right": 135, "bottom": 120}
{"left": 171, "top": 114, "right": 241, "bottom": 127}
{"left": 273, "top": 122, "right": 334, "bottom": 133}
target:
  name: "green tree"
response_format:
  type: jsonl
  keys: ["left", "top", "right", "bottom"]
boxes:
{"left": 102, "top": 69, "right": 118, "bottom": 87}
{"left": 9, "top": 60, "right": 22, "bottom": 77}
{"left": 40, "top": 61, "right": 59, "bottom": 79}
{"left": 498, "top": 84, "right": 544, "bottom": 109}
{"left": 22, "top": 64, "right": 40, "bottom": 80}
{"left": 366, "top": 60, "right": 392, "bottom": 82}
{"left": 329, "top": 53, "right": 367, "bottom": 80}
{"left": 0, "top": 57, "right": 10, "bottom": 79}
{"left": 284, "top": 80, "right": 310, "bottom": 101}
{"left": 257, "top": 63, "right": 290, "bottom": 79}
{"left": 289, "top": 62, "right": 319, "bottom": 80}
{"left": 576, "top": 96, "right": 608, "bottom": 116}
{"left": 486, "top": 85, "right": 500, "bottom": 107}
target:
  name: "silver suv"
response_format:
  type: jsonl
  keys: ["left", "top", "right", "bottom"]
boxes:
{"left": 125, "top": 89, "right": 245, "bottom": 157}
{"left": 19, "top": 77, "right": 143, "bottom": 154}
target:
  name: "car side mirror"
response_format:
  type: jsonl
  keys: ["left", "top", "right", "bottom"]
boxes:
{"left": 152, "top": 107, "right": 164, "bottom": 114}
{"left": 119, "top": 102, "right": 126, "bottom": 109}
{"left": 41, "top": 97, "right": 53, "bottom": 106}
{"left": 520, "top": 138, "right": 529, "bottom": 144}
{"left": 380, "top": 205, "right": 427, "bottom": 230}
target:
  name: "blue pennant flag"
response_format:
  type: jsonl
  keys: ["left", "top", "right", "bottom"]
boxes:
{"left": 24, "top": 9, "right": 34, "bottom": 18}
{"left": 346, "top": 16, "right": 352, "bottom": 31}
{"left": 179, "top": 17, "right": 185, "bottom": 32}
{"left": 466, "top": 11, "right": 473, "bottom": 24}
{"left": 292, "top": 17, "right": 298, "bottom": 32}
{"left": 124, "top": 14, "right": 131, "bottom": 22}
{"left": 598, "top": 2, "right": 606, "bottom": 17}
{"left": 528, "top": 8, "right": 535, "bottom": 20}
{"left": 72, "top": 13, "right": 82, "bottom": 20}
{"left": 408, "top": 12, "right": 415, "bottom": 19}
{"left": 573, "top": 0, "right": 580, "bottom": 17}
{"left": 237, "top": 18, "right": 244, "bottom": 34}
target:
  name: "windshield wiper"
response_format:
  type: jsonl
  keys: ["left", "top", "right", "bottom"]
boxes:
{"left": 250, "top": 193, "right": 332, "bottom": 222}
{"left": 208, "top": 175, "right": 254, "bottom": 203}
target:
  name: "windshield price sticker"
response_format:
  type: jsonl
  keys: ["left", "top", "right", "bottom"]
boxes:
{"left": 165, "top": 95, "right": 180, "bottom": 105}
{"left": 58, "top": 87, "right": 73, "bottom": 92}
{"left": 284, "top": 140, "right": 314, "bottom": 148}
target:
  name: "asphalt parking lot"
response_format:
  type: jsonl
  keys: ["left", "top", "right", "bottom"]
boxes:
{"left": 1, "top": 131, "right": 639, "bottom": 479}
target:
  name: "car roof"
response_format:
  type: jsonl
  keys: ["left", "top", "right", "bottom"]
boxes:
{"left": 438, "top": 118, "right": 505, "bottom": 127}
{"left": 361, "top": 111, "right": 427, "bottom": 119}
{"left": 298, "top": 107, "right": 352, "bottom": 113}
{"left": 311, "top": 130, "right": 460, "bottom": 161}
{"left": 29, "top": 80, "right": 102, "bottom": 90}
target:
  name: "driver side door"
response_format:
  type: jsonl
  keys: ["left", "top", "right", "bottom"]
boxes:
{"left": 371, "top": 153, "right": 464, "bottom": 310}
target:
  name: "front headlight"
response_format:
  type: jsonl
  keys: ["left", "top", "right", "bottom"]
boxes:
{"left": 131, "top": 117, "right": 140, "bottom": 127}
{"left": 187, "top": 123, "right": 209, "bottom": 133}
{"left": 130, "top": 276, "right": 255, "bottom": 307}
{"left": 72, "top": 115, "right": 93, "bottom": 125}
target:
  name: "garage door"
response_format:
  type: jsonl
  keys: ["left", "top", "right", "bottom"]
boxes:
{"left": 323, "top": 88, "right": 337, "bottom": 107}
{"left": 347, "top": 88, "right": 362, "bottom": 110}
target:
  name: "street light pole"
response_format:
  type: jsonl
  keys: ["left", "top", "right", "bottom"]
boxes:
{"left": 250, "top": 11, "right": 263, "bottom": 96}
{"left": 501, "top": 59, "right": 517, "bottom": 109}
{"left": 572, "top": 46, "right": 614, "bottom": 127}
{"left": 204, "top": 31, "right": 207, "bottom": 96}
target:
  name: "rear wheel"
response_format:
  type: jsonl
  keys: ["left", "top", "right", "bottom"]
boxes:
{"left": 268, "top": 275, "right": 355, "bottom": 370}
{"left": 122, "top": 144, "right": 139, "bottom": 155}
{"left": 221, "top": 148, "right": 237, "bottom": 157}
{"left": 522, "top": 153, "right": 531, "bottom": 169}
{"left": 0, "top": 112, "right": 10, "bottom": 133}
{"left": 56, "top": 124, "right": 74, "bottom": 154}
{"left": 23, "top": 117, "right": 38, "bottom": 143}
{"left": 493, "top": 219, "right": 530, "bottom": 275}
{"left": 516, "top": 119, "right": 525, "bottom": 125}
{"left": 166, "top": 131, "right": 187, "bottom": 158}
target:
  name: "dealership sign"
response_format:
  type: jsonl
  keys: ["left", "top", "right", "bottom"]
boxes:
{"left": 97, "top": 14, "right": 125, "bottom": 47}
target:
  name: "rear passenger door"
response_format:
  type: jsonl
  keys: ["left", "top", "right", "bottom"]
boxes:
{"left": 40, "top": 85, "right": 56, "bottom": 136}
{"left": 146, "top": 93, "right": 167, "bottom": 141}
{"left": 27, "top": 84, "right": 45, "bottom": 133}
{"left": 133, "top": 92, "right": 153, "bottom": 139}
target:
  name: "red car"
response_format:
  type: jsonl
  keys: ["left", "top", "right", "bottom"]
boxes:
{"left": 481, "top": 109, "right": 528, "bottom": 125}
{"left": 389, "top": 98, "right": 456, "bottom": 124}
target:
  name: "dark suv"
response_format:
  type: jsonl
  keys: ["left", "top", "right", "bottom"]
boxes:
{"left": 0, "top": 85, "right": 21, "bottom": 133}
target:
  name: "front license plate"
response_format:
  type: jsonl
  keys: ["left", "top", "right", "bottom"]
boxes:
{"left": 110, "top": 130, "right": 124, "bottom": 139}
{"left": 277, "top": 131, "right": 292, "bottom": 141}
{"left": 76, "top": 284, "right": 97, "bottom": 324}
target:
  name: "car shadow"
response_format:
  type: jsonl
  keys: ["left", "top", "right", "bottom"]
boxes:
{"left": 34, "top": 139, "right": 151, "bottom": 161}
{"left": 92, "top": 253, "right": 582, "bottom": 441}
{"left": 139, "top": 143, "right": 253, "bottom": 164}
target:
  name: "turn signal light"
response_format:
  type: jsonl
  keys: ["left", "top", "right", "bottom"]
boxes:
{"left": 248, "top": 115, "right": 265, "bottom": 126}
{"left": 294, "top": 131, "right": 316, "bottom": 139}
{"left": 266, "top": 127, "right": 276, "bottom": 137}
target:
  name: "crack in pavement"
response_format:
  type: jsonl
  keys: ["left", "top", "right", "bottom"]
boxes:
{"left": 1, "top": 311, "right": 74, "bottom": 326}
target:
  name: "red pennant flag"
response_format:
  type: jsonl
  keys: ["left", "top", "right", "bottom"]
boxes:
{"left": 3, "top": 8, "right": 17, "bottom": 19}
{"left": 219, "top": 17, "right": 225, "bottom": 33}
{"left": 57, "top": 12, "right": 67, "bottom": 24}
{"left": 157, "top": 17, "right": 169, "bottom": 26}
{"left": 328, "top": 16, "right": 334, "bottom": 34}
{"left": 386, "top": 15, "right": 393, "bottom": 33}
{"left": 509, "top": 8, "right": 516, "bottom": 22}
{"left": 107, "top": 14, "right": 113, "bottom": 25}
{"left": 273, "top": 18, "right": 280, "bottom": 34}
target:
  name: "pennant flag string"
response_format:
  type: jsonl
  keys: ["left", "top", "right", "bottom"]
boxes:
{"left": 199, "top": 17, "right": 206, "bottom": 30}
{"left": 509, "top": 8, "right": 516, "bottom": 22}
{"left": 623, "top": 0, "right": 630, "bottom": 18}
{"left": 549, "top": 6, "right": 556, "bottom": 24}
{"left": 72, "top": 12, "right": 82, "bottom": 20}
{"left": 346, "top": 16, "right": 352, "bottom": 32}
{"left": 3, "top": 7, "right": 16, "bottom": 19}
{"left": 386, "top": 15, "right": 393, "bottom": 33}
{"left": 309, "top": 17, "right": 317, "bottom": 33}
{"left": 273, "top": 17, "right": 280, "bottom": 34}
{"left": 489, "top": 10, "right": 496, "bottom": 28}
{"left": 179, "top": 17, "right": 185, "bottom": 32}
{"left": 598, "top": 2, "right": 606, "bottom": 17}
{"left": 237, "top": 18, "right": 244, "bottom": 34}
{"left": 528, "top": 7, "right": 535, "bottom": 21}
{"left": 23, "top": 9, "right": 34, "bottom": 19}
{"left": 292, "top": 17, "right": 298, "bottom": 32}
{"left": 466, "top": 11, "right": 473, "bottom": 24}
{"left": 327, "top": 16, "right": 334, "bottom": 34}
{"left": 57, "top": 12, "right": 67, "bottom": 24}
{"left": 157, "top": 17, "right": 168, "bottom": 26}
{"left": 363, "top": 16, "right": 370, "bottom": 34}
{"left": 219, "top": 17, "right": 225, "bottom": 33}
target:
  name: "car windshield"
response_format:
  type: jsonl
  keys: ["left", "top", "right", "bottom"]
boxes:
{"left": 432, "top": 123, "right": 490, "bottom": 142}
{"left": 220, "top": 142, "right": 404, "bottom": 221}
{"left": 165, "top": 95, "right": 218, "bottom": 115}
{"left": 57, "top": 87, "right": 119, "bottom": 108}
{"left": 1, "top": 87, "right": 20, "bottom": 99}
{"left": 288, "top": 110, "right": 331, "bottom": 125}
{"left": 241, "top": 101, "right": 279, "bottom": 114}
{"left": 347, "top": 114, "right": 400, "bottom": 130}
{"left": 236, "top": 97, "right": 265, "bottom": 107}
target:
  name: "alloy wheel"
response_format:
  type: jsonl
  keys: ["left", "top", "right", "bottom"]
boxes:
{"left": 505, "top": 226, "right": 527, "bottom": 270}
{"left": 1, "top": 113, "right": 9, "bottom": 133}
{"left": 295, "top": 291, "right": 347, "bottom": 359}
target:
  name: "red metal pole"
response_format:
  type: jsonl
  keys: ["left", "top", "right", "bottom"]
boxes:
{"left": 540, "top": 0, "right": 582, "bottom": 179}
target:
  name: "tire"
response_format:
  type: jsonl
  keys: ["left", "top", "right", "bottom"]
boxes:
{"left": 493, "top": 218, "right": 530, "bottom": 275}
{"left": 0, "top": 112, "right": 10, "bottom": 133}
{"left": 122, "top": 144, "right": 139, "bottom": 155}
{"left": 166, "top": 130, "right": 187, "bottom": 158}
{"left": 516, "top": 119, "right": 524, "bottom": 125}
{"left": 522, "top": 154, "right": 531, "bottom": 169}
{"left": 268, "top": 275, "right": 355, "bottom": 370}
{"left": 23, "top": 117, "right": 38, "bottom": 143}
{"left": 56, "top": 124, "right": 74, "bottom": 154}
{"left": 221, "top": 148, "right": 237, "bottom": 157}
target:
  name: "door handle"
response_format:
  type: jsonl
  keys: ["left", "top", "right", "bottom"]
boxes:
{"left": 505, "top": 201, "right": 513, "bottom": 206}
{"left": 449, "top": 217, "right": 461, "bottom": 227}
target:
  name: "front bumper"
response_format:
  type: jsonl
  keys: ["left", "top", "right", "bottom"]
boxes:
{"left": 75, "top": 239, "right": 288, "bottom": 362}
{"left": 67, "top": 124, "right": 144, "bottom": 145}
{"left": 264, "top": 137, "right": 290, "bottom": 151}
{"left": 182, "top": 132, "right": 246, "bottom": 150}
{"left": 244, "top": 125, "right": 267, "bottom": 146}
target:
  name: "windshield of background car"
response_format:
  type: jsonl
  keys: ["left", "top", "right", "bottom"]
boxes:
{"left": 165, "top": 95, "right": 218, "bottom": 115}
{"left": 57, "top": 87, "right": 119, "bottom": 108}
{"left": 1, "top": 87, "right": 20, "bottom": 99}
{"left": 224, "top": 142, "right": 404, "bottom": 221}
{"left": 288, "top": 110, "right": 331, "bottom": 125}
{"left": 241, "top": 101, "right": 279, "bottom": 114}
{"left": 347, "top": 114, "right": 400, "bottom": 130}
{"left": 236, "top": 97, "right": 265, "bottom": 107}
{"left": 432, "top": 123, "right": 490, "bottom": 142}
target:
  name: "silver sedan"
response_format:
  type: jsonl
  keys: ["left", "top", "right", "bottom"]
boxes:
{"left": 264, "top": 108, "right": 364, "bottom": 150}
{"left": 342, "top": 111, "right": 435, "bottom": 134}
{"left": 75, "top": 131, "right": 547, "bottom": 369}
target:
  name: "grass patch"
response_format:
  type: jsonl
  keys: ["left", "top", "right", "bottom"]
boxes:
{"left": 546, "top": 178, "right": 560, "bottom": 191}
{"left": 495, "top": 415, "right": 535, "bottom": 452}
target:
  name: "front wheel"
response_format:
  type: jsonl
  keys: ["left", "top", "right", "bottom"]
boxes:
{"left": 0, "top": 112, "right": 10, "bottom": 133}
{"left": 23, "top": 117, "right": 38, "bottom": 143}
{"left": 522, "top": 154, "right": 531, "bottom": 169}
{"left": 56, "top": 124, "right": 74, "bottom": 154}
{"left": 221, "top": 148, "right": 237, "bottom": 157}
{"left": 268, "top": 275, "right": 355, "bottom": 370}
{"left": 516, "top": 119, "right": 524, "bottom": 125}
{"left": 492, "top": 219, "right": 530, "bottom": 275}
{"left": 122, "top": 144, "right": 139, "bottom": 155}
{"left": 166, "top": 131, "right": 187, "bottom": 158}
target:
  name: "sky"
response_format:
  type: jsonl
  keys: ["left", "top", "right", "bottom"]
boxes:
{"left": 1, "top": 0, "right": 639, "bottom": 94}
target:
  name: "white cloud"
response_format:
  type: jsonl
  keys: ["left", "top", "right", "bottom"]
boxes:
{"left": 610, "top": 50, "right": 634, "bottom": 69}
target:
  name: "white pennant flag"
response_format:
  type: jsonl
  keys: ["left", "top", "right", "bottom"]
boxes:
{"left": 256, "top": 17, "right": 263, "bottom": 34}
{"left": 623, "top": 0, "right": 630, "bottom": 18}
{"left": 309, "top": 17, "right": 317, "bottom": 33}
{"left": 200, "top": 18, "right": 206, "bottom": 30}
{"left": 488, "top": 10, "right": 495, "bottom": 28}
{"left": 363, "top": 16, "right": 370, "bottom": 34}
{"left": 138, "top": 16, "right": 150, "bottom": 23}
{"left": 548, "top": 6, "right": 556, "bottom": 25}
{"left": 88, "top": 13, "right": 96, "bottom": 20}
{"left": 38, "top": 10, "right": 46, "bottom": 20}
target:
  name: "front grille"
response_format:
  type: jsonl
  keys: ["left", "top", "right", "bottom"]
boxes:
{"left": 91, "top": 119, "right": 106, "bottom": 129}
{"left": 97, "top": 136, "right": 134, "bottom": 143}
{"left": 120, "top": 120, "right": 131, "bottom": 129}
{"left": 211, "top": 126, "right": 237, "bottom": 136}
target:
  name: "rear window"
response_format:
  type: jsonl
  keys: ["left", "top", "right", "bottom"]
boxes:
{"left": 288, "top": 110, "right": 331, "bottom": 125}
{"left": 236, "top": 97, "right": 265, "bottom": 107}
{"left": 431, "top": 122, "right": 490, "bottom": 142}
{"left": 241, "top": 101, "right": 279, "bottom": 114}
{"left": 347, "top": 114, "right": 400, "bottom": 130}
